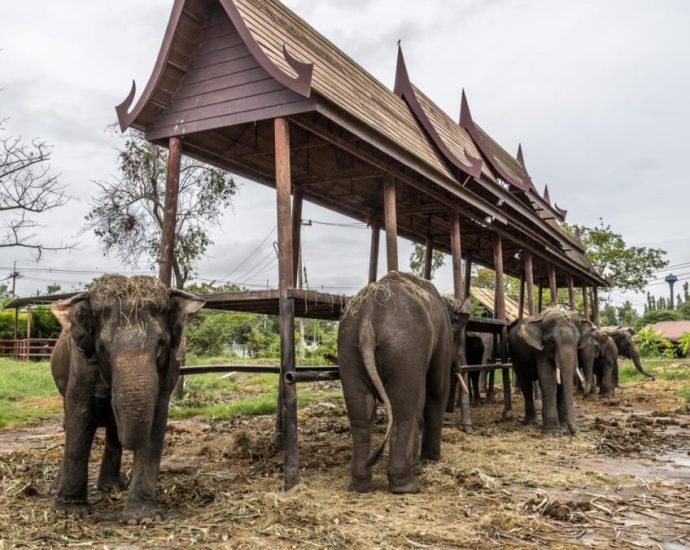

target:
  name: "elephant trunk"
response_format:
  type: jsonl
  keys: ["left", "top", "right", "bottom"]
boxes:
{"left": 556, "top": 348, "right": 578, "bottom": 435}
{"left": 630, "top": 345, "right": 654, "bottom": 379}
{"left": 111, "top": 353, "right": 159, "bottom": 451}
{"left": 578, "top": 349, "right": 595, "bottom": 396}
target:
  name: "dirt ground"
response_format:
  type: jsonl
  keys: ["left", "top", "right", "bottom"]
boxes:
{"left": 1, "top": 378, "right": 689, "bottom": 549}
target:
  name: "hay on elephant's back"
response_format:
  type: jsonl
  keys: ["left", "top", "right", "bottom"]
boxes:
{"left": 90, "top": 275, "right": 168, "bottom": 310}
{"left": 342, "top": 272, "right": 432, "bottom": 320}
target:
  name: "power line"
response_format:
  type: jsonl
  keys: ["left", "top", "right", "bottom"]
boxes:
{"left": 218, "top": 226, "right": 276, "bottom": 282}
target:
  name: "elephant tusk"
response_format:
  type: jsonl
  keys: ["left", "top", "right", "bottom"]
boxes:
{"left": 575, "top": 369, "right": 586, "bottom": 386}
{"left": 556, "top": 367, "right": 562, "bottom": 386}
{"left": 455, "top": 372, "right": 470, "bottom": 395}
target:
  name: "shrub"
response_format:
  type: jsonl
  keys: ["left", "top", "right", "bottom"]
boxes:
{"left": 634, "top": 325, "right": 673, "bottom": 358}
{"left": 678, "top": 332, "right": 690, "bottom": 357}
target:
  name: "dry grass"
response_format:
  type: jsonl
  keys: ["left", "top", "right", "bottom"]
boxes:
{"left": 342, "top": 272, "right": 432, "bottom": 320}
{"left": 0, "top": 377, "right": 689, "bottom": 548}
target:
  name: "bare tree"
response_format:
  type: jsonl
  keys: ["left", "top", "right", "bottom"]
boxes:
{"left": 0, "top": 118, "right": 70, "bottom": 258}
{"left": 86, "top": 131, "right": 237, "bottom": 289}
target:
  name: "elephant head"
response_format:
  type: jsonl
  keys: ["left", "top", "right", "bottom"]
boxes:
{"left": 517, "top": 309, "right": 581, "bottom": 434}
{"left": 604, "top": 327, "right": 654, "bottom": 379}
{"left": 578, "top": 323, "right": 617, "bottom": 395}
{"left": 444, "top": 296, "right": 472, "bottom": 368}
{"left": 52, "top": 276, "right": 204, "bottom": 450}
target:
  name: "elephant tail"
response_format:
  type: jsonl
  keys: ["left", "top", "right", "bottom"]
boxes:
{"left": 360, "top": 315, "right": 393, "bottom": 468}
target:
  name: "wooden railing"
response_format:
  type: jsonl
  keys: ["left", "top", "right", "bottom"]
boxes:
{"left": 0, "top": 338, "right": 58, "bottom": 360}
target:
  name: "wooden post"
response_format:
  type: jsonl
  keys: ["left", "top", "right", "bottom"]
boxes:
{"left": 494, "top": 235, "right": 512, "bottom": 420}
{"left": 567, "top": 275, "right": 576, "bottom": 311}
{"left": 518, "top": 274, "right": 526, "bottom": 319}
{"left": 368, "top": 219, "right": 380, "bottom": 284}
{"left": 158, "top": 136, "right": 182, "bottom": 287}
{"left": 423, "top": 236, "right": 434, "bottom": 280}
{"left": 383, "top": 176, "right": 398, "bottom": 272}
{"left": 538, "top": 281, "right": 544, "bottom": 313}
{"left": 291, "top": 186, "right": 303, "bottom": 285}
{"left": 549, "top": 265, "right": 558, "bottom": 307}
{"left": 464, "top": 252, "right": 473, "bottom": 301}
{"left": 450, "top": 213, "right": 464, "bottom": 300}
{"left": 525, "top": 251, "right": 535, "bottom": 316}
{"left": 582, "top": 285, "right": 590, "bottom": 321}
{"left": 274, "top": 117, "right": 298, "bottom": 490}
{"left": 593, "top": 287, "right": 600, "bottom": 326}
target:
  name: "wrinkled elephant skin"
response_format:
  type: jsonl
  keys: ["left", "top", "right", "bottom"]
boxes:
{"left": 50, "top": 276, "right": 204, "bottom": 524}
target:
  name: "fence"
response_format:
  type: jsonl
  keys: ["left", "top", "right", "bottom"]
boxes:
{"left": 0, "top": 338, "right": 58, "bottom": 360}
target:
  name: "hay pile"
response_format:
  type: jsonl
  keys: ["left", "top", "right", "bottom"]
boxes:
{"left": 90, "top": 275, "right": 168, "bottom": 311}
{"left": 342, "top": 272, "right": 433, "bottom": 320}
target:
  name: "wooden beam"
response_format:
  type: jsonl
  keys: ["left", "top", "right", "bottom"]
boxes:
{"left": 493, "top": 235, "right": 512, "bottom": 420}
{"left": 158, "top": 136, "right": 182, "bottom": 287}
{"left": 582, "top": 285, "right": 590, "bottom": 321}
{"left": 524, "top": 251, "right": 535, "bottom": 316}
{"left": 450, "top": 213, "right": 464, "bottom": 300}
{"left": 494, "top": 236, "right": 506, "bottom": 321}
{"left": 383, "top": 176, "right": 399, "bottom": 272}
{"left": 518, "top": 273, "right": 526, "bottom": 319}
{"left": 424, "top": 236, "right": 434, "bottom": 280}
{"left": 593, "top": 287, "right": 600, "bottom": 326}
{"left": 568, "top": 275, "right": 576, "bottom": 310}
{"left": 274, "top": 117, "right": 298, "bottom": 491}
{"left": 464, "top": 252, "right": 473, "bottom": 302}
{"left": 538, "top": 281, "right": 544, "bottom": 313}
{"left": 549, "top": 264, "right": 558, "bottom": 307}
{"left": 291, "top": 186, "right": 303, "bottom": 285}
{"left": 369, "top": 219, "right": 380, "bottom": 284}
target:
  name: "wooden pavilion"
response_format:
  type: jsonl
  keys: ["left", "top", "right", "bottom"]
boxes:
{"left": 114, "top": 0, "right": 607, "bottom": 489}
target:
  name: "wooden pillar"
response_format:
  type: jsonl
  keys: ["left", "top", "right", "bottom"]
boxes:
{"left": 368, "top": 219, "right": 380, "bottom": 284}
{"left": 494, "top": 235, "right": 512, "bottom": 419}
{"left": 567, "top": 275, "right": 576, "bottom": 311}
{"left": 518, "top": 274, "right": 526, "bottom": 319}
{"left": 13, "top": 307, "right": 18, "bottom": 340}
{"left": 383, "top": 177, "right": 398, "bottom": 272}
{"left": 368, "top": 220, "right": 380, "bottom": 283}
{"left": 26, "top": 306, "right": 32, "bottom": 340}
{"left": 593, "top": 287, "right": 600, "bottom": 326}
{"left": 274, "top": 117, "right": 298, "bottom": 490}
{"left": 464, "top": 252, "right": 473, "bottom": 301}
{"left": 524, "top": 251, "right": 535, "bottom": 316}
{"left": 158, "top": 136, "right": 182, "bottom": 287}
{"left": 582, "top": 285, "right": 590, "bottom": 321}
{"left": 538, "top": 281, "right": 544, "bottom": 313}
{"left": 450, "top": 213, "right": 464, "bottom": 300}
{"left": 423, "top": 236, "right": 434, "bottom": 280}
{"left": 548, "top": 265, "right": 558, "bottom": 307}
{"left": 291, "top": 185, "right": 303, "bottom": 285}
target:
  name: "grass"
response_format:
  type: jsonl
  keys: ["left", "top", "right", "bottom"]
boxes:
{"left": 0, "top": 359, "right": 61, "bottom": 429}
{"left": 618, "top": 358, "right": 690, "bottom": 401}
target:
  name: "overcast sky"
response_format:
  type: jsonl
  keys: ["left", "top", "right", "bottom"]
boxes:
{"left": 1, "top": 0, "right": 689, "bottom": 309}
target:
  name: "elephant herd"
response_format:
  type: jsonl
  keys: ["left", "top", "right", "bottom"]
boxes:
{"left": 48, "top": 273, "right": 650, "bottom": 523}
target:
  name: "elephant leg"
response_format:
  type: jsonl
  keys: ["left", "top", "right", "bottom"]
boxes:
{"left": 537, "top": 362, "right": 560, "bottom": 435}
{"left": 519, "top": 374, "right": 537, "bottom": 426}
{"left": 600, "top": 359, "right": 616, "bottom": 397}
{"left": 342, "top": 373, "right": 376, "bottom": 493}
{"left": 97, "top": 423, "right": 126, "bottom": 492}
{"left": 55, "top": 399, "right": 98, "bottom": 517}
{"left": 469, "top": 371, "right": 481, "bottom": 402}
{"left": 445, "top": 374, "right": 458, "bottom": 412}
{"left": 388, "top": 388, "right": 424, "bottom": 494}
{"left": 421, "top": 355, "right": 450, "bottom": 462}
{"left": 556, "top": 375, "right": 577, "bottom": 435}
{"left": 613, "top": 359, "right": 620, "bottom": 387}
{"left": 122, "top": 392, "right": 171, "bottom": 525}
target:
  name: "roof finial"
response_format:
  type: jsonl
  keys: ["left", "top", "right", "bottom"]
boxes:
{"left": 516, "top": 143, "right": 526, "bottom": 169}
{"left": 397, "top": 39, "right": 401, "bottom": 47}
{"left": 460, "top": 88, "right": 473, "bottom": 127}
{"left": 394, "top": 41, "right": 410, "bottom": 96}
{"left": 543, "top": 185, "right": 551, "bottom": 205}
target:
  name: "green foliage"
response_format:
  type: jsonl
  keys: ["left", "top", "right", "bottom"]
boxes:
{"left": 634, "top": 325, "right": 673, "bottom": 358}
{"left": 409, "top": 244, "right": 445, "bottom": 278}
{"left": 636, "top": 309, "right": 683, "bottom": 330}
{"left": 86, "top": 131, "right": 237, "bottom": 287}
{"left": 678, "top": 332, "right": 690, "bottom": 357}
{"left": 472, "top": 268, "right": 521, "bottom": 300}
{"left": 565, "top": 219, "right": 667, "bottom": 292}
{"left": 601, "top": 304, "right": 618, "bottom": 326}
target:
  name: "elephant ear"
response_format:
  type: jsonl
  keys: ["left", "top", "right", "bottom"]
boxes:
{"left": 52, "top": 293, "right": 95, "bottom": 359}
{"left": 518, "top": 319, "right": 544, "bottom": 351}
{"left": 168, "top": 289, "right": 206, "bottom": 355}
{"left": 578, "top": 320, "right": 597, "bottom": 349}
{"left": 446, "top": 297, "right": 472, "bottom": 329}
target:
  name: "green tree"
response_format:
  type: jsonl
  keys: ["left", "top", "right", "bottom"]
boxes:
{"left": 86, "top": 131, "right": 237, "bottom": 289}
{"left": 600, "top": 304, "right": 618, "bottom": 326}
{"left": 409, "top": 244, "right": 445, "bottom": 278}
{"left": 566, "top": 219, "right": 667, "bottom": 293}
{"left": 616, "top": 300, "right": 639, "bottom": 327}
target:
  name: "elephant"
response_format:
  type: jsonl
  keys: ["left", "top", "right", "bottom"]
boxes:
{"left": 466, "top": 332, "right": 493, "bottom": 402}
{"left": 602, "top": 327, "right": 654, "bottom": 382}
{"left": 338, "top": 271, "right": 471, "bottom": 494}
{"left": 50, "top": 275, "right": 204, "bottom": 524}
{"left": 508, "top": 309, "right": 585, "bottom": 435}
{"left": 578, "top": 323, "right": 618, "bottom": 396}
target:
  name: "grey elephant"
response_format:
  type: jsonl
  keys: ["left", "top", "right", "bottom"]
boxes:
{"left": 50, "top": 275, "right": 204, "bottom": 524}
{"left": 508, "top": 309, "right": 584, "bottom": 435}
{"left": 466, "top": 332, "right": 493, "bottom": 401}
{"left": 338, "top": 272, "right": 471, "bottom": 494}
{"left": 579, "top": 323, "right": 618, "bottom": 396}
{"left": 602, "top": 326, "right": 654, "bottom": 382}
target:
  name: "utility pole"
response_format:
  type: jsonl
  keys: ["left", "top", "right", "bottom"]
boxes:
{"left": 10, "top": 261, "right": 20, "bottom": 297}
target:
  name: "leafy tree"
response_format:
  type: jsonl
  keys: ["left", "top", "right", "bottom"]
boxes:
{"left": 616, "top": 300, "right": 639, "bottom": 327}
{"left": 600, "top": 304, "right": 618, "bottom": 326}
{"left": 409, "top": 244, "right": 445, "bottom": 278}
{"left": 86, "top": 131, "right": 237, "bottom": 289}
{"left": 636, "top": 308, "right": 683, "bottom": 330}
{"left": 45, "top": 283, "right": 62, "bottom": 295}
{"left": 566, "top": 219, "right": 667, "bottom": 293}
{"left": 1, "top": 113, "right": 70, "bottom": 258}
{"left": 634, "top": 325, "right": 672, "bottom": 358}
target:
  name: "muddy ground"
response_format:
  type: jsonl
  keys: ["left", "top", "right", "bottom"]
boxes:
{"left": 0, "top": 378, "right": 689, "bottom": 549}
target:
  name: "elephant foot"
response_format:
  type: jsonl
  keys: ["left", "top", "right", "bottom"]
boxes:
{"left": 541, "top": 425, "right": 563, "bottom": 437}
{"left": 121, "top": 501, "right": 164, "bottom": 525}
{"left": 420, "top": 449, "right": 441, "bottom": 462}
{"left": 564, "top": 423, "right": 578, "bottom": 436}
{"left": 523, "top": 415, "right": 537, "bottom": 427}
{"left": 54, "top": 497, "right": 90, "bottom": 518}
{"left": 389, "top": 476, "right": 420, "bottom": 495}
{"left": 97, "top": 475, "right": 128, "bottom": 493}
{"left": 347, "top": 477, "right": 373, "bottom": 493}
